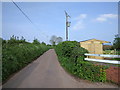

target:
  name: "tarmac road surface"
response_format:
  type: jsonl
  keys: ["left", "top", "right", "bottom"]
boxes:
{"left": 3, "top": 49, "right": 118, "bottom": 88}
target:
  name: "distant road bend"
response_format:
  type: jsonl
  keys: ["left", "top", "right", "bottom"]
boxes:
{"left": 3, "top": 49, "right": 118, "bottom": 88}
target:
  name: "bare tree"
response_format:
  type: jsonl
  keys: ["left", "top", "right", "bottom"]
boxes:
{"left": 50, "top": 35, "right": 63, "bottom": 45}
{"left": 56, "top": 37, "right": 63, "bottom": 44}
{"left": 50, "top": 35, "right": 57, "bottom": 45}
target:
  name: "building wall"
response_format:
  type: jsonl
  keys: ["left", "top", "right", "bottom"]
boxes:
{"left": 80, "top": 42, "right": 89, "bottom": 51}
{"left": 80, "top": 40, "right": 103, "bottom": 59}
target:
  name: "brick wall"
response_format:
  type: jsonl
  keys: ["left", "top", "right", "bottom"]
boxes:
{"left": 106, "top": 66, "right": 120, "bottom": 84}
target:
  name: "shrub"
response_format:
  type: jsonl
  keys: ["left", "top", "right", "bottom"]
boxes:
{"left": 55, "top": 41, "right": 107, "bottom": 82}
{"left": 7, "top": 35, "right": 27, "bottom": 44}
{"left": 56, "top": 41, "right": 86, "bottom": 57}
{"left": 32, "top": 38, "right": 40, "bottom": 44}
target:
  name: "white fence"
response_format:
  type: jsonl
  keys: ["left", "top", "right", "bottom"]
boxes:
{"left": 84, "top": 53, "right": 120, "bottom": 65}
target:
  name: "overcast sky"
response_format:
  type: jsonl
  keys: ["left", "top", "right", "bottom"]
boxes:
{"left": 2, "top": 2, "right": 118, "bottom": 44}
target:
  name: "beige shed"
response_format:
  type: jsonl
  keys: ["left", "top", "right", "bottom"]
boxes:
{"left": 80, "top": 39, "right": 110, "bottom": 59}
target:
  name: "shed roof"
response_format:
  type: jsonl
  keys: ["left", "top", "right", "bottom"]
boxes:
{"left": 80, "top": 39, "right": 110, "bottom": 43}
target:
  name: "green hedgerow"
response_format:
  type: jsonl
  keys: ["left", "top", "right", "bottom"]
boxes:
{"left": 2, "top": 43, "right": 51, "bottom": 82}
{"left": 55, "top": 41, "right": 107, "bottom": 82}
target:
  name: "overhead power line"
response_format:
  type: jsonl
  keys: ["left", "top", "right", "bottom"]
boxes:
{"left": 11, "top": 0, "right": 50, "bottom": 42}
{"left": 11, "top": 0, "right": 33, "bottom": 24}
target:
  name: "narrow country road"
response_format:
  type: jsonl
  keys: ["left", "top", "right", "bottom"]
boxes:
{"left": 3, "top": 49, "right": 118, "bottom": 88}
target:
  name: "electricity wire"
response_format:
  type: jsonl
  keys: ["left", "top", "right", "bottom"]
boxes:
{"left": 11, "top": 0, "right": 50, "bottom": 42}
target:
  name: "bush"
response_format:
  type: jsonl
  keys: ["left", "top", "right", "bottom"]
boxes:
{"left": 55, "top": 41, "right": 107, "bottom": 82}
{"left": 32, "top": 38, "right": 40, "bottom": 44}
{"left": 56, "top": 41, "right": 87, "bottom": 57}
{"left": 7, "top": 35, "right": 27, "bottom": 44}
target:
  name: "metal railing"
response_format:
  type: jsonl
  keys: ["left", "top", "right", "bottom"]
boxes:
{"left": 84, "top": 53, "right": 120, "bottom": 64}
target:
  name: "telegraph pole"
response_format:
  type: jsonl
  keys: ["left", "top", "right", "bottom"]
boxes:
{"left": 65, "top": 11, "right": 71, "bottom": 41}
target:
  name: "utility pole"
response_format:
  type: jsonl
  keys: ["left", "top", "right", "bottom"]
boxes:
{"left": 65, "top": 11, "right": 71, "bottom": 41}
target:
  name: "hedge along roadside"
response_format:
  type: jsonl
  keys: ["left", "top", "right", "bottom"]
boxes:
{"left": 54, "top": 41, "right": 108, "bottom": 82}
{"left": 2, "top": 43, "right": 51, "bottom": 82}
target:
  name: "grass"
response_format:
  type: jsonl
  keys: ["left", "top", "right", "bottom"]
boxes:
{"left": 103, "top": 50, "right": 120, "bottom": 55}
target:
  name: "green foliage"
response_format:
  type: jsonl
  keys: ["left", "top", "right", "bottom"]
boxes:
{"left": 56, "top": 41, "right": 82, "bottom": 57}
{"left": 2, "top": 37, "right": 51, "bottom": 82}
{"left": 32, "top": 38, "right": 40, "bottom": 44}
{"left": 103, "top": 50, "right": 120, "bottom": 55}
{"left": 41, "top": 42, "right": 46, "bottom": 45}
{"left": 71, "top": 47, "right": 88, "bottom": 59}
{"left": 113, "top": 34, "right": 120, "bottom": 50}
{"left": 6, "top": 35, "right": 27, "bottom": 44}
{"left": 55, "top": 41, "right": 107, "bottom": 82}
